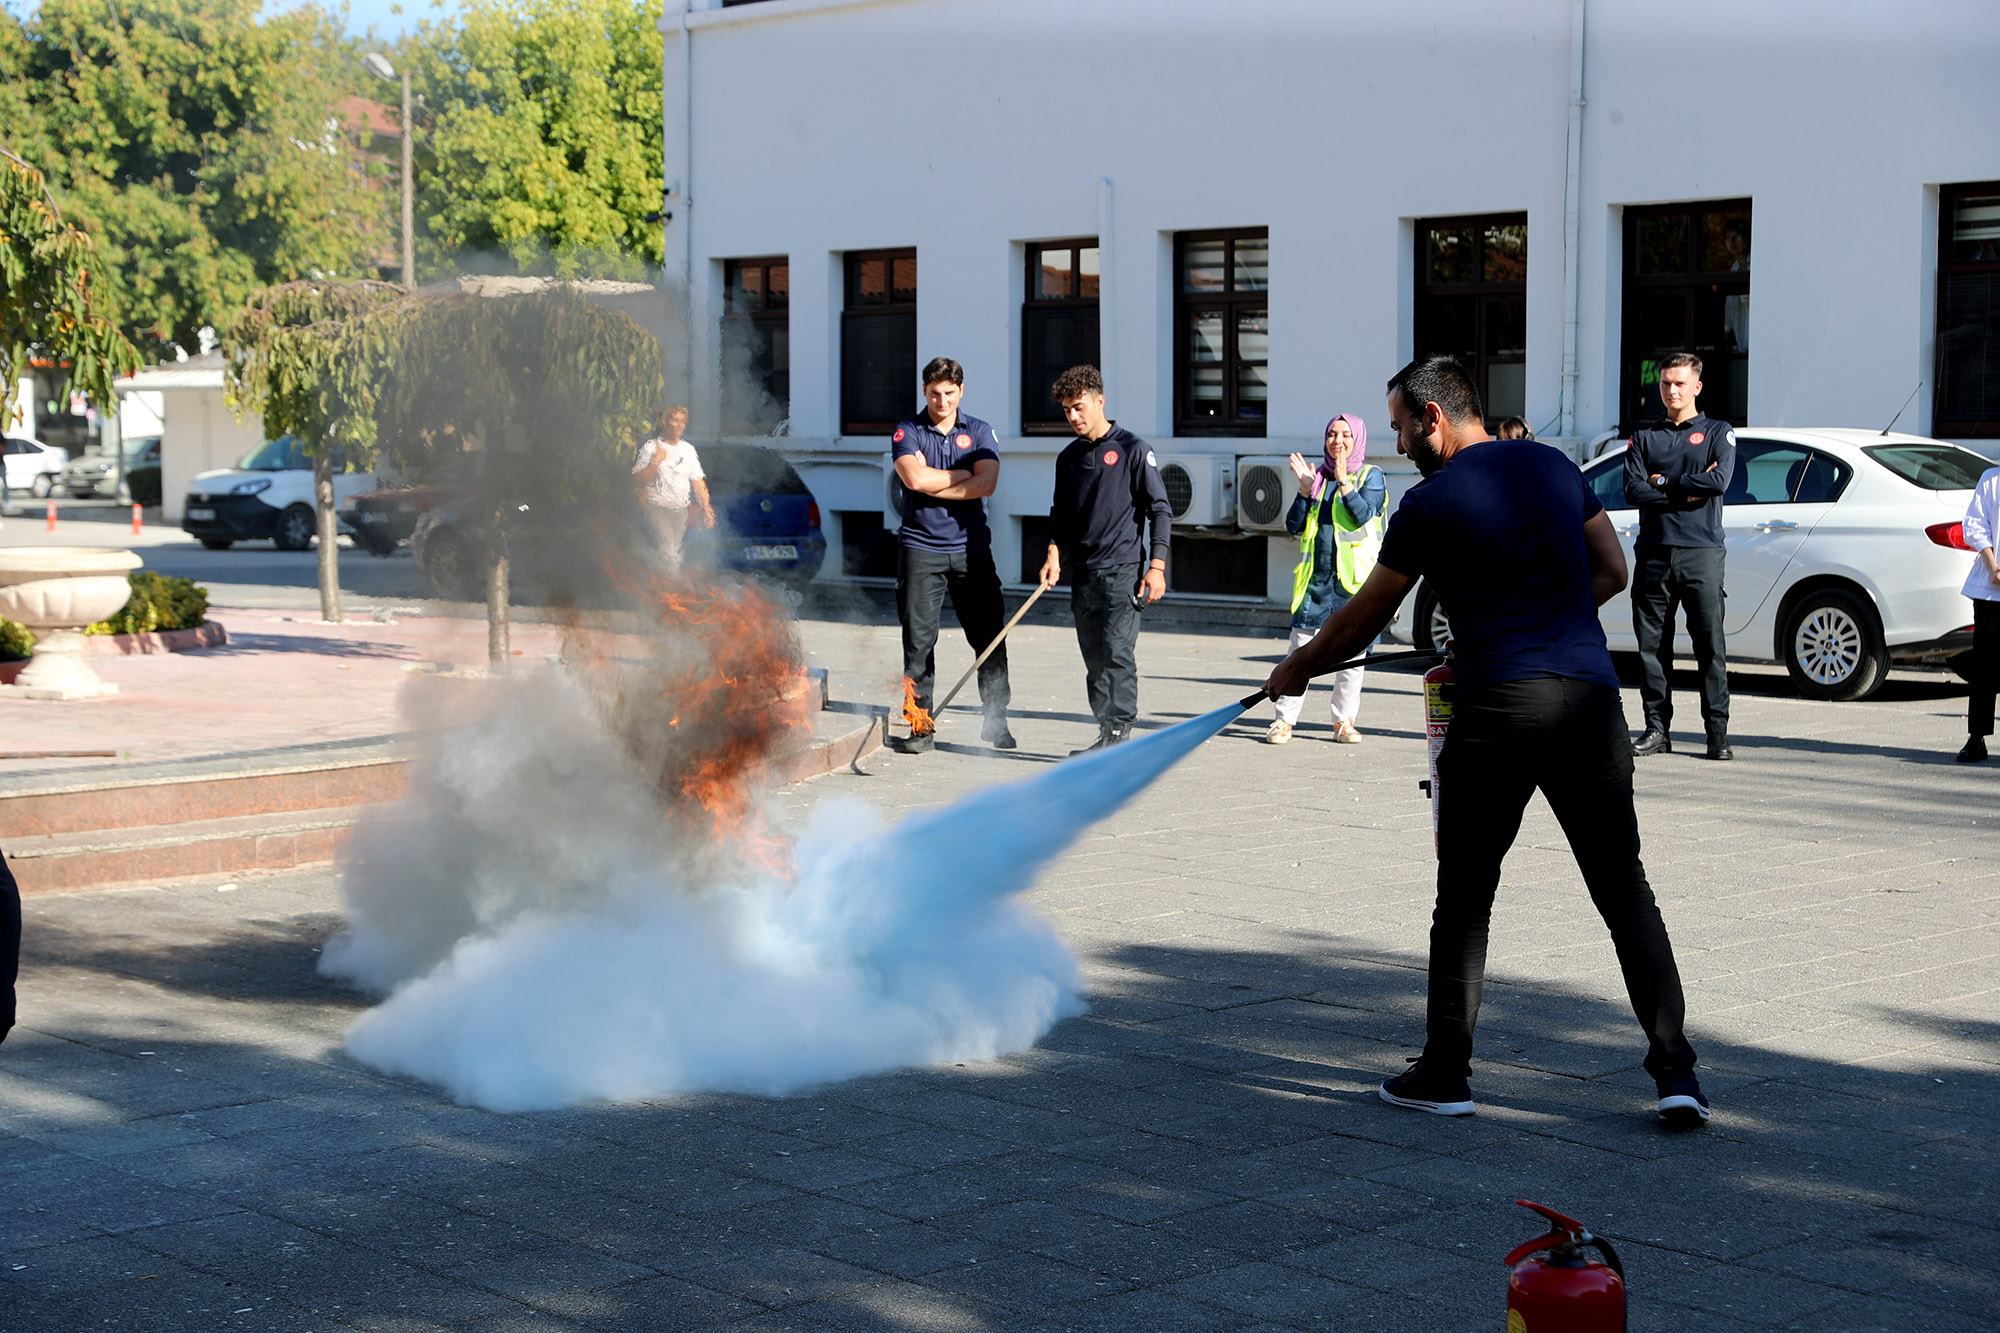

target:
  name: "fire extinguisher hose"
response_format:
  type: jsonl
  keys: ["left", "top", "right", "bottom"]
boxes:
{"left": 1237, "top": 648, "right": 1443, "bottom": 710}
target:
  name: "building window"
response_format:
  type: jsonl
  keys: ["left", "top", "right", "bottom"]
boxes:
{"left": 841, "top": 248, "right": 916, "bottom": 435}
{"left": 1620, "top": 200, "right": 1751, "bottom": 431}
{"left": 722, "top": 257, "right": 788, "bottom": 434}
{"left": 1413, "top": 214, "right": 1527, "bottom": 423}
{"left": 1174, "top": 229, "right": 1267, "bottom": 436}
{"left": 1022, "top": 239, "right": 1100, "bottom": 434}
{"left": 1936, "top": 182, "right": 2000, "bottom": 438}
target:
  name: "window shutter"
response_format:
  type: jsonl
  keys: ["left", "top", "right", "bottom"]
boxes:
{"left": 1022, "top": 305, "right": 1101, "bottom": 427}
{"left": 841, "top": 310, "right": 916, "bottom": 434}
{"left": 1938, "top": 270, "right": 2000, "bottom": 430}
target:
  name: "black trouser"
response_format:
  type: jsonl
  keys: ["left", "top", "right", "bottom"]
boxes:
{"left": 1, "top": 845, "right": 20, "bottom": 1043}
{"left": 896, "top": 544, "right": 1010, "bottom": 720}
{"left": 1426, "top": 677, "right": 1697, "bottom": 1081}
{"left": 1970, "top": 598, "right": 2000, "bottom": 738}
{"left": 1072, "top": 562, "right": 1142, "bottom": 732}
{"left": 1632, "top": 545, "right": 1730, "bottom": 734}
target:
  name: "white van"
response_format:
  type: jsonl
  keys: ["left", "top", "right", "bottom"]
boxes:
{"left": 180, "top": 437, "right": 393, "bottom": 551}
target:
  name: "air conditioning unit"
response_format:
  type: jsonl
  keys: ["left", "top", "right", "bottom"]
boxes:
{"left": 1154, "top": 453, "right": 1235, "bottom": 527}
{"left": 1235, "top": 455, "right": 1298, "bottom": 532}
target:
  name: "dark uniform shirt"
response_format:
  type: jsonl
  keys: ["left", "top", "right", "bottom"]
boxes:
{"left": 891, "top": 410, "right": 1001, "bottom": 552}
{"left": 1049, "top": 424, "right": 1174, "bottom": 571}
{"left": 1378, "top": 438, "right": 1617, "bottom": 693}
{"left": 1623, "top": 414, "right": 1736, "bottom": 548}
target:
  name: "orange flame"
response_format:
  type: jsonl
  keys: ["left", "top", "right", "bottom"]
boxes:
{"left": 901, "top": 677, "right": 935, "bottom": 736}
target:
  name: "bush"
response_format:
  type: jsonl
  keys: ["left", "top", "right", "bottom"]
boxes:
{"left": 0, "top": 572, "right": 210, "bottom": 656}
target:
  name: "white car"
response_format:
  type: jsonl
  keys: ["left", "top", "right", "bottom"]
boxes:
{"left": 1399, "top": 429, "right": 1992, "bottom": 701}
{"left": 181, "top": 436, "right": 392, "bottom": 551}
{"left": 3, "top": 437, "right": 70, "bottom": 498}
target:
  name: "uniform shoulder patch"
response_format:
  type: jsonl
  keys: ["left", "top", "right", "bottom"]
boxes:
{"left": 891, "top": 427, "right": 905, "bottom": 443}
{"left": 1145, "top": 451, "right": 1157, "bottom": 467}
{"left": 1725, "top": 430, "right": 1737, "bottom": 445}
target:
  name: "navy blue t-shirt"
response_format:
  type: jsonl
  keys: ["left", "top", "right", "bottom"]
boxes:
{"left": 891, "top": 410, "right": 1000, "bottom": 552}
{"left": 1377, "top": 438, "right": 1618, "bottom": 692}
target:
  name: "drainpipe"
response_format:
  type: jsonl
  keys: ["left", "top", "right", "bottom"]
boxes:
{"left": 1096, "top": 177, "right": 1114, "bottom": 398}
{"left": 1560, "top": 0, "right": 1586, "bottom": 446}
{"left": 667, "top": 1, "right": 695, "bottom": 401}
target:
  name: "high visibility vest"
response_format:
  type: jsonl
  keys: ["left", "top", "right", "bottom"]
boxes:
{"left": 1291, "top": 466, "right": 1384, "bottom": 613}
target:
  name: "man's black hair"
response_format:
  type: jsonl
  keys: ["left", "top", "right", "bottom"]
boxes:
{"left": 1050, "top": 364, "right": 1104, "bottom": 402}
{"left": 1659, "top": 351, "right": 1703, "bottom": 377}
{"left": 922, "top": 356, "right": 965, "bottom": 388}
{"left": 1386, "top": 355, "right": 1483, "bottom": 424}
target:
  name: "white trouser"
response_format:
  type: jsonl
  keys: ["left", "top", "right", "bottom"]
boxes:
{"left": 1273, "top": 624, "right": 1365, "bottom": 727}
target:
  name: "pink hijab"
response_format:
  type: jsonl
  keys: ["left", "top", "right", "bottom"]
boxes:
{"left": 1312, "top": 414, "right": 1368, "bottom": 500}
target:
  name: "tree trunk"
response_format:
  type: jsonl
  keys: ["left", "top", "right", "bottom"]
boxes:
{"left": 315, "top": 445, "right": 341, "bottom": 623}
{"left": 486, "top": 501, "right": 510, "bottom": 668}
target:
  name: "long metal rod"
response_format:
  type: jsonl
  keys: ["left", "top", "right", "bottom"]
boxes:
{"left": 932, "top": 583, "right": 1050, "bottom": 717}
{"left": 1237, "top": 648, "right": 1442, "bottom": 709}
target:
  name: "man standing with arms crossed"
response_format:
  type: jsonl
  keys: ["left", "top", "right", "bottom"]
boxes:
{"left": 1264, "top": 355, "right": 1708, "bottom": 1128}
{"left": 1039, "top": 365, "right": 1173, "bottom": 754}
{"left": 892, "top": 357, "right": 1014, "bottom": 752}
{"left": 1625, "top": 353, "right": 1737, "bottom": 760}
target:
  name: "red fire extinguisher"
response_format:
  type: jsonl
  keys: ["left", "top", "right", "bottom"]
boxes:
{"left": 1420, "top": 652, "right": 1453, "bottom": 853}
{"left": 1504, "top": 1199, "right": 1626, "bottom": 1332}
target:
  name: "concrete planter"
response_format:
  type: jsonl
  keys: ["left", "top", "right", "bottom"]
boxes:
{"left": 0, "top": 620, "right": 228, "bottom": 686}
{"left": 0, "top": 547, "right": 142, "bottom": 699}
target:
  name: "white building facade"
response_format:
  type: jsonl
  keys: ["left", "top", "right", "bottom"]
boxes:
{"left": 660, "top": 0, "right": 2000, "bottom": 604}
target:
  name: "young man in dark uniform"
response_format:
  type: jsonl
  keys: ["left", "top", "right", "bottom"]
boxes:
{"left": 1624, "top": 352, "right": 1737, "bottom": 760}
{"left": 892, "top": 357, "right": 1013, "bottom": 751}
{"left": 1038, "top": 364, "right": 1173, "bottom": 753}
{"left": 1264, "top": 355, "right": 1708, "bottom": 1128}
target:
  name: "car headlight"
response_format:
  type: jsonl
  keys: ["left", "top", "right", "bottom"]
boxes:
{"left": 230, "top": 478, "right": 272, "bottom": 495}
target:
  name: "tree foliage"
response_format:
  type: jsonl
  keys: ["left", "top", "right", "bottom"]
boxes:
{"left": 225, "top": 279, "right": 411, "bottom": 458}
{"left": 410, "top": 0, "right": 664, "bottom": 279}
{"left": 12, "top": 0, "right": 388, "bottom": 361}
{"left": 0, "top": 148, "right": 140, "bottom": 414}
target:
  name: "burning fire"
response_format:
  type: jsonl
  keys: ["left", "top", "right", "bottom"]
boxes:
{"left": 901, "top": 677, "right": 935, "bottom": 737}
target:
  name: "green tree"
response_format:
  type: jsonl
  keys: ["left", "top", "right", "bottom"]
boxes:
{"left": 0, "top": 147, "right": 141, "bottom": 432}
{"left": 19, "top": 0, "right": 389, "bottom": 361}
{"left": 410, "top": 0, "right": 664, "bottom": 279}
{"left": 225, "top": 279, "right": 662, "bottom": 653}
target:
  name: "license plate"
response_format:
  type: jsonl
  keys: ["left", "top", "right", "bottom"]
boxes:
{"left": 746, "top": 544, "right": 797, "bottom": 561}
{"left": 187, "top": 507, "right": 216, "bottom": 521}
{"left": 356, "top": 512, "right": 386, "bottom": 524}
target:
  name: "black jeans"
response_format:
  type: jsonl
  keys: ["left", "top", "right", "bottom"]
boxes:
{"left": 1427, "top": 677, "right": 1697, "bottom": 1081}
{"left": 896, "top": 544, "right": 1010, "bottom": 719}
{"left": 1072, "top": 562, "right": 1142, "bottom": 732}
{"left": 1, "top": 845, "right": 19, "bottom": 1043}
{"left": 1971, "top": 598, "right": 2000, "bottom": 738}
{"left": 1632, "top": 544, "right": 1730, "bottom": 734}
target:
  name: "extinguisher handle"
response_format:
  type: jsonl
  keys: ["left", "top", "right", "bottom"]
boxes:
{"left": 1516, "top": 1199, "right": 1587, "bottom": 1233}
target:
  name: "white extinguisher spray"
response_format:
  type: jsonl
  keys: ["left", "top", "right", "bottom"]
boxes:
{"left": 1422, "top": 649, "right": 1454, "bottom": 853}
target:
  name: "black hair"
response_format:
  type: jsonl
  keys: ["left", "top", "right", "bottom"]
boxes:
{"left": 921, "top": 356, "right": 965, "bottom": 388}
{"left": 1050, "top": 364, "right": 1104, "bottom": 402}
{"left": 1659, "top": 351, "right": 1703, "bottom": 377}
{"left": 1385, "top": 355, "right": 1483, "bottom": 425}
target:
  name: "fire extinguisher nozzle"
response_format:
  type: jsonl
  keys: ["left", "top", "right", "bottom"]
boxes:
{"left": 1237, "top": 689, "right": 1269, "bottom": 710}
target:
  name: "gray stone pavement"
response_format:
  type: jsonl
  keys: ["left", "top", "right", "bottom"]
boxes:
{"left": 5, "top": 612, "right": 1998, "bottom": 1331}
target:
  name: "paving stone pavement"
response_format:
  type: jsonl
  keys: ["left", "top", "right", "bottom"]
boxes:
{"left": 4, "top": 613, "right": 1998, "bottom": 1331}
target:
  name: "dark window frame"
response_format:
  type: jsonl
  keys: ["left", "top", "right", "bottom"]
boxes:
{"left": 1619, "top": 198, "right": 1752, "bottom": 434}
{"left": 1173, "top": 227, "right": 1268, "bottom": 437}
{"left": 1412, "top": 211, "right": 1528, "bottom": 425}
{"left": 1935, "top": 180, "right": 2000, "bottom": 438}
{"left": 722, "top": 256, "right": 790, "bottom": 434}
{"left": 841, "top": 247, "right": 917, "bottom": 436}
{"left": 1022, "top": 237, "right": 1101, "bottom": 435}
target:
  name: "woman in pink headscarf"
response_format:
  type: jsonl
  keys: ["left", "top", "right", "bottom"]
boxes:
{"left": 1266, "top": 413, "right": 1387, "bottom": 744}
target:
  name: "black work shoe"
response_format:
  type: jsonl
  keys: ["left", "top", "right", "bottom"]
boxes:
{"left": 1655, "top": 1072, "right": 1711, "bottom": 1128}
{"left": 1632, "top": 729, "right": 1672, "bottom": 757}
{"left": 1378, "top": 1058, "right": 1476, "bottom": 1117}
{"left": 1068, "top": 725, "right": 1131, "bottom": 757}
{"left": 889, "top": 732, "right": 934, "bottom": 754}
{"left": 1959, "top": 736, "right": 1989, "bottom": 763}
{"left": 981, "top": 717, "right": 1017, "bottom": 750}
{"left": 1705, "top": 733, "right": 1734, "bottom": 761}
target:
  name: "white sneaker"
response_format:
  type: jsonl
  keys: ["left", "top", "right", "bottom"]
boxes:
{"left": 1333, "top": 719, "right": 1363, "bottom": 744}
{"left": 1265, "top": 719, "right": 1293, "bottom": 745}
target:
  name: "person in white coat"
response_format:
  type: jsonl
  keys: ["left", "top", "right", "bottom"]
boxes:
{"left": 1958, "top": 463, "right": 2000, "bottom": 763}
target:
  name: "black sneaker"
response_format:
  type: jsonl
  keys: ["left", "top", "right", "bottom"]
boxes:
{"left": 1959, "top": 736, "right": 1988, "bottom": 763}
{"left": 1655, "top": 1071, "right": 1711, "bottom": 1127}
{"left": 1378, "top": 1058, "right": 1476, "bottom": 1117}
{"left": 1632, "top": 729, "right": 1672, "bottom": 757}
{"left": 1068, "top": 725, "right": 1130, "bottom": 757}
{"left": 981, "top": 716, "right": 1017, "bottom": 750}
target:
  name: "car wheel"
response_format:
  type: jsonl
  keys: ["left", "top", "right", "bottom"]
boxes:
{"left": 29, "top": 473, "right": 52, "bottom": 498}
{"left": 273, "top": 504, "right": 316, "bottom": 551}
{"left": 1782, "top": 588, "right": 1887, "bottom": 702}
{"left": 422, "top": 527, "right": 475, "bottom": 599}
{"left": 1412, "top": 581, "right": 1451, "bottom": 655}
{"left": 200, "top": 537, "right": 234, "bottom": 551}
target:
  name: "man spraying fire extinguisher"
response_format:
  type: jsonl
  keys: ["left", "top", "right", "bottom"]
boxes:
{"left": 1263, "top": 354, "right": 1709, "bottom": 1129}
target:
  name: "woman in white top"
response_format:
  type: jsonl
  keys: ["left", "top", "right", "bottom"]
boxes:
{"left": 1959, "top": 463, "right": 2000, "bottom": 762}
{"left": 632, "top": 404, "right": 715, "bottom": 575}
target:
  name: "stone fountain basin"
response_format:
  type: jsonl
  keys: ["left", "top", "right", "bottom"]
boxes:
{"left": 0, "top": 547, "right": 142, "bottom": 628}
